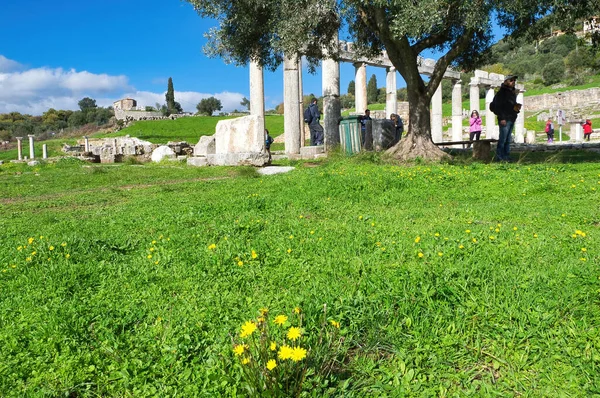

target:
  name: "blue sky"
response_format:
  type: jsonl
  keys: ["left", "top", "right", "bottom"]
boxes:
{"left": 0, "top": 0, "right": 377, "bottom": 115}
{"left": 0, "top": 0, "right": 505, "bottom": 115}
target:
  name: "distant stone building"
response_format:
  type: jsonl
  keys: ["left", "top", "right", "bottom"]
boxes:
{"left": 113, "top": 98, "right": 137, "bottom": 111}
{"left": 583, "top": 17, "right": 599, "bottom": 37}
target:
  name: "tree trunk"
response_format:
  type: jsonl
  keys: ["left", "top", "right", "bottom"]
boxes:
{"left": 386, "top": 84, "right": 450, "bottom": 162}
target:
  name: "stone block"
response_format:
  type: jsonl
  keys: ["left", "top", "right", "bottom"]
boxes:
{"left": 300, "top": 146, "right": 324, "bottom": 159}
{"left": 187, "top": 157, "right": 208, "bottom": 167}
{"left": 489, "top": 73, "right": 504, "bottom": 81}
{"left": 214, "top": 115, "right": 265, "bottom": 154}
{"left": 372, "top": 119, "right": 397, "bottom": 151}
{"left": 27, "top": 160, "right": 41, "bottom": 166}
{"left": 194, "top": 135, "right": 216, "bottom": 156}
{"left": 257, "top": 166, "right": 295, "bottom": 175}
{"left": 207, "top": 152, "right": 269, "bottom": 167}
{"left": 474, "top": 70, "right": 489, "bottom": 79}
{"left": 151, "top": 146, "right": 176, "bottom": 162}
{"left": 472, "top": 141, "right": 492, "bottom": 162}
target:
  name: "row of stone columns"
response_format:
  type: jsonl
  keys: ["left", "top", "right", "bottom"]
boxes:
{"left": 14, "top": 135, "right": 49, "bottom": 160}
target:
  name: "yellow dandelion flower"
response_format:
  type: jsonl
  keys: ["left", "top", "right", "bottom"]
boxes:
{"left": 240, "top": 321, "right": 257, "bottom": 338}
{"left": 310, "top": 230, "right": 315, "bottom": 234}
{"left": 251, "top": 250, "right": 258, "bottom": 259}
{"left": 39, "top": 235, "right": 44, "bottom": 240}
{"left": 65, "top": 254, "right": 70, "bottom": 259}
{"left": 26, "top": 257, "right": 32, "bottom": 262}
{"left": 358, "top": 215, "right": 363, "bottom": 220}
{"left": 242, "top": 357, "right": 250, "bottom": 365}
{"left": 278, "top": 345, "right": 293, "bottom": 360}
{"left": 495, "top": 228, "right": 500, "bottom": 233}
{"left": 150, "top": 247, "right": 155, "bottom": 252}
{"left": 299, "top": 215, "right": 304, "bottom": 219}
{"left": 581, "top": 248, "right": 587, "bottom": 252}
{"left": 287, "top": 326, "right": 302, "bottom": 341}
{"left": 438, "top": 252, "right": 443, "bottom": 257}
{"left": 534, "top": 234, "right": 538, "bottom": 238}
{"left": 31, "top": 251, "right": 36, "bottom": 256}
{"left": 155, "top": 261, "right": 159, "bottom": 265}
{"left": 371, "top": 222, "right": 375, "bottom": 227}
{"left": 289, "top": 235, "right": 294, "bottom": 239}
{"left": 270, "top": 342, "right": 277, "bottom": 351}
{"left": 465, "top": 230, "right": 471, "bottom": 234}
{"left": 489, "top": 236, "right": 495, "bottom": 240}
{"left": 257, "top": 316, "right": 265, "bottom": 323}
{"left": 49, "top": 246, "right": 54, "bottom": 251}
{"left": 330, "top": 320, "right": 340, "bottom": 328}
{"left": 147, "top": 254, "right": 153, "bottom": 259}
{"left": 580, "top": 258, "right": 587, "bottom": 262}
{"left": 415, "top": 236, "right": 421, "bottom": 243}
{"left": 294, "top": 307, "right": 301, "bottom": 314}
{"left": 238, "top": 261, "right": 244, "bottom": 266}
{"left": 290, "top": 347, "right": 307, "bottom": 362}
{"left": 434, "top": 233, "right": 440, "bottom": 237}
{"left": 28, "top": 238, "right": 34, "bottom": 244}
{"left": 513, "top": 227, "right": 518, "bottom": 231}
{"left": 274, "top": 315, "right": 288, "bottom": 326}
{"left": 472, "top": 238, "right": 478, "bottom": 243}
{"left": 572, "top": 234, "right": 578, "bottom": 238}
{"left": 61, "top": 242, "right": 67, "bottom": 247}
{"left": 17, "top": 246, "right": 23, "bottom": 251}
{"left": 267, "top": 359, "right": 277, "bottom": 370}
{"left": 459, "top": 245, "right": 465, "bottom": 249}
{"left": 233, "top": 344, "right": 246, "bottom": 356}
{"left": 208, "top": 243, "right": 216, "bottom": 250}
{"left": 418, "top": 252, "right": 424, "bottom": 258}
{"left": 287, "top": 248, "right": 292, "bottom": 254}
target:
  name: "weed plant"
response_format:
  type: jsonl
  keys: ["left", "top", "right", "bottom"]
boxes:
{"left": 1, "top": 153, "right": 599, "bottom": 396}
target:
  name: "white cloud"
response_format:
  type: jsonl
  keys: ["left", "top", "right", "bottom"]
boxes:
{"left": 0, "top": 56, "right": 245, "bottom": 115}
{"left": 0, "top": 55, "right": 22, "bottom": 72}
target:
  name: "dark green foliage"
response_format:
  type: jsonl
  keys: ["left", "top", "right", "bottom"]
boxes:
{"left": 543, "top": 59, "right": 566, "bottom": 85}
{"left": 347, "top": 80, "right": 355, "bottom": 95}
{"left": 196, "top": 97, "right": 223, "bottom": 116}
{"left": 367, "top": 74, "right": 378, "bottom": 104}
{"left": 166, "top": 77, "right": 176, "bottom": 115}
{"left": 78, "top": 97, "right": 97, "bottom": 112}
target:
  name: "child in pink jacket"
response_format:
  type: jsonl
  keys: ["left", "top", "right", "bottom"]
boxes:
{"left": 468, "top": 110, "right": 482, "bottom": 148}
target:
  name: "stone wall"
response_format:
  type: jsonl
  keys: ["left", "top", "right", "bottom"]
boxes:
{"left": 525, "top": 87, "right": 600, "bottom": 112}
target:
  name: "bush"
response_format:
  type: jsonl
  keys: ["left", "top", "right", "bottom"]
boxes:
{"left": 542, "top": 60, "right": 565, "bottom": 85}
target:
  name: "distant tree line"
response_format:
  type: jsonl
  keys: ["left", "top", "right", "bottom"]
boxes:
{"left": 0, "top": 97, "right": 114, "bottom": 142}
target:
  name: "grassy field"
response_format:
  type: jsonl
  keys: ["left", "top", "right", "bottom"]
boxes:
{"left": 1, "top": 152, "right": 599, "bottom": 396}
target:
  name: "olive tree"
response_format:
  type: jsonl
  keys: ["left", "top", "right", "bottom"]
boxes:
{"left": 185, "top": 0, "right": 598, "bottom": 161}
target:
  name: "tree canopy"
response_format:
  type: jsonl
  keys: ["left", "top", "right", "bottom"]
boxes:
{"left": 186, "top": 0, "right": 599, "bottom": 160}
{"left": 196, "top": 97, "right": 223, "bottom": 116}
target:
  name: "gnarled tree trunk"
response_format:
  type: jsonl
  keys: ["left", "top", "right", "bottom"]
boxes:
{"left": 386, "top": 87, "right": 449, "bottom": 162}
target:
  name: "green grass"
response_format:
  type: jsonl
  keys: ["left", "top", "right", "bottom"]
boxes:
{"left": 1, "top": 153, "right": 600, "bottom": 396}
{"left": 523, "top": 75, "right": 600, "bottom": 97}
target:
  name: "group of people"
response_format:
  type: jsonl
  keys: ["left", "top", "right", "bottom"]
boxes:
{"left": 265, "top": 77, "right": 593, "bottom": 164}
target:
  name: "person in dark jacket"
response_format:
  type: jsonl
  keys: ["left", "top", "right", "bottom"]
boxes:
{"left": 491, "top": 75, "right": 521, "bottom": 161}
{"left": 308, "top": 98, "right": 324, "bottom": 146}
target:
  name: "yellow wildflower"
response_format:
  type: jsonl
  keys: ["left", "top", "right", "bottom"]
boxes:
{"left": 278, "top": 345, "right": 293, "bottom": 360}
{"left": 267, "top": 359, "right": 277, "bottom": 370}
{"left": 147, "top": 254, "right": 152, "bottom": 259}
{"left": 287, "top": 248, "right": 292, "bottom": 253}
{"left": 65, "top": 254, "right": 70, "bottom": 259}
{"left": 238, "top": 261, "right": 244, "bottom": 266}
{"left": 242, "top": 358, "right": 250, "bottom": 365}
{"left": 17, "top": 246, "right": 23, "bottom": 251}
{"left": 152, "top": 240, "right": 156, "bottom": 244}
{"left": 49, "top": 246, "right": 54, "bottom": 251}
{"left": 287, "top": 326, "right": 301, "bottom": 341}
{"left": 270, "top": 342, "right": 277, "bottom": 351}
{"left": 465, "top": 230, "right": 471, "bottom": 234}
{"left": 274, "top": 315, "right": 288, "bottom": 326}
{"left": 438, "top": 252, "right": 443, "bottom": 257}
{"left": 259, "top": 307, "right": 269, "bottom": 315}
{"left": 28, "top": 238, "right": 34, "bottom": 244}
{"left": 330, "top": 320, "right": 340, "bottom": 328}
{"left": 233, "top": 344, "right": 246, "bottom": 356}
{"left": 459, "top": 245, "right": 464, "bottom": 249}
{"left": 581, "top": 248, "right": 587, "bottom": 252}
{"left": 290, "top": 347, "right": 307, "bottom": 362}
{"left": 294, "top": 307, "right": 301, "bottom": 314}
{"left": 208, "top": 243, "right": 216, "bottom": 250}
{"left": 418, "top": 252, "right": 424, "bottom": 258}
{"left": 240, "top": 321, "right": 257, "bottom": 338}
{"left": 251, "top": 250, "right": 258, "bottom": 259}
{"left": 61, "top": 242, "right": 67, "bottom": 247}
{"left": 415, "top": 236, "right": 421, "bottom": 243}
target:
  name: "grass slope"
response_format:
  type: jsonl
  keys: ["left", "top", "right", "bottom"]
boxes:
{"left": 1, "top": 154, "right": 599, "bottom": 396}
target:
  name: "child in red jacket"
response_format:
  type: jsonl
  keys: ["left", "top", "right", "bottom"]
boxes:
{"left": 583, "top": 119, "right": 593, "bottom": 141}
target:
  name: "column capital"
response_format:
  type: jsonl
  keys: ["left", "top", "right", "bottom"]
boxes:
{"left": 16, "top": 136, "right": 23, "bottom": 141}
{"left": 28, "top": 134, "right": 35, "bottom": 138}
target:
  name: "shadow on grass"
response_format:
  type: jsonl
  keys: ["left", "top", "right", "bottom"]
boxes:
{"left": 442, "top": 149, "right": 600, "bottom": 165}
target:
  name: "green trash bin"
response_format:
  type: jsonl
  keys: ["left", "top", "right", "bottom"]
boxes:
{"left": 338, "top": 115, "right": 362, "bottom": 154}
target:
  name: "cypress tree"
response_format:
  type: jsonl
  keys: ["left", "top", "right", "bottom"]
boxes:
{"left": 166, "top": 77, "right": 175, "bottom": 115}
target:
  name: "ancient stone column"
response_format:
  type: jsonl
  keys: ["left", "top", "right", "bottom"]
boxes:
{"left": 451, "top": 79, "right": 463, "bottom": 143}
{"left": 571, "top": 122, "right": 583, "bottom": 142}
{"left": 354, "top": 63, "right": 368, "bottom": 115}
{"left": 283, "top": 54, "right": 301, "bottom": 155}
{"left": 28, "top": 134, "right": 35, "bottom": 159}
{"left": 431, "top": 84, "right": 443, "bottom": 143}
{"left": 113, "top": 139, "right": 118, "bottom": 154}
{"left": 514, "top": 91, "right": 525, "bottom": 143}
{"left": 84, "top": 136, "right": 90, "bottom": 152}
{"left": 298, "top": 57, "right": 305, "bottom": 147}
{"left": 385, "top": 66, "right": 397, "bottom": 118}
{"left": 469, "top": 79, "right": 480, "bottom": 116}
{"left": 42, "top": 144, "right": 48, "bottom": 159}
{"left": 323, "top": 51, "right": 341, "bottom": 149}
{"left": 16, "top": 137, "right": 23, "bottom": 160}
{"left": 249, "top": 60, "right": 266, "bottom": 144}
{"left": 485, "top": 87, "right": 497, "bottom": 139}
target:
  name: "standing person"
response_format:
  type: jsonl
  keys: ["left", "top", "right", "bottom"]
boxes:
{"left": 490, "top": 75, "right": 521, "bottom": 162}
{"left": 545, "top": 118, "right": 555, "bottom": 143}
{"left": 390, "top": 113, "right": 404, "bottom": 144}
{"left": 359, "top": 109, "right": 372, "bottom": 146}
{"left": 308, "top": 98, "right": 324, "bottom": 146}
{"left": 468, "top": 110, "right": 482, "bottom": 148}
{"left": 583, "top": 119, "right": 593, "bottom": 141}
{"left": 264, "top": 129, "right": 274, "bottom": 163}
